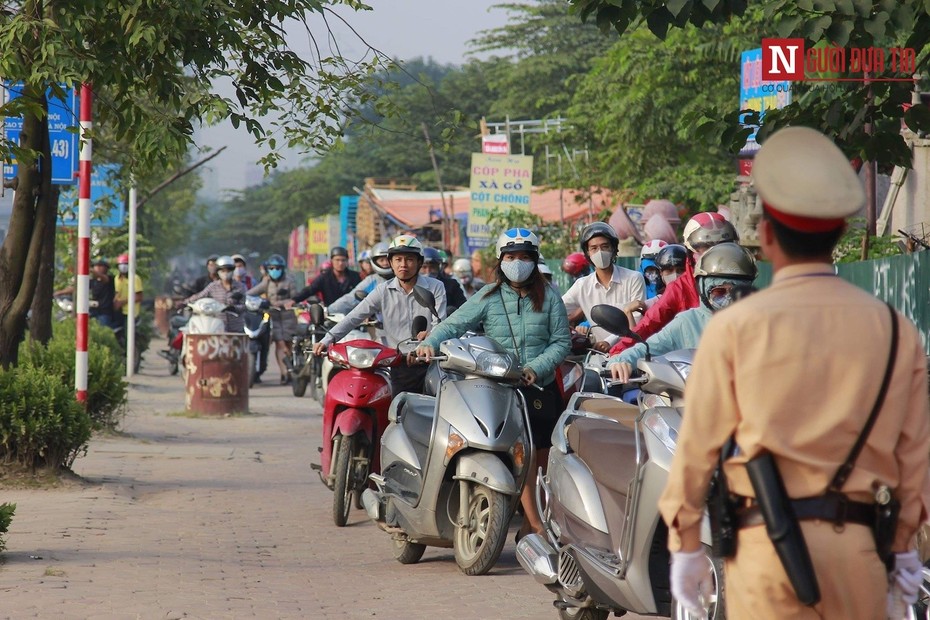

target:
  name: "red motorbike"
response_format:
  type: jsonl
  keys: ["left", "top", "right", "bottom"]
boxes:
{"left": 312, "top": 338, "right": 403, "bottom": 527}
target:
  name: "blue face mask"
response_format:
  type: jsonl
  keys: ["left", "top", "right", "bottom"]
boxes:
{"left": 268, "top": 268, "right": 283, "bottom": 279}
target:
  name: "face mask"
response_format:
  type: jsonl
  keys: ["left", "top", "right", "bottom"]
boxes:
{"left": 662, "top": 272, "right": 679, "bottom": 285}
{"left": 458, "top": 275, "right": 472, "bottom": 285}
{"left": 219, "top": 270, "right": 233, "bottom": 282}
{"left": 645, "top": 271, "right": 659, "bottom": 284}
{"left": 590, "top": 250, "right": 614, "bottom": 270}
{"left": 268, "top": 268, "right": 283, "bottom": 280}
{"left": 501, "top": 259, "right": 536, "bottom": 284}
{"left": 235, "top": 267, "right": 246, "bottom": 277}
{"left": 117, "top": 264, "right": 129, "bottom": 274}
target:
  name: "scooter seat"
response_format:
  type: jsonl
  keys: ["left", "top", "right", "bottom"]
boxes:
{"left": 400, "top": 393, "right": 437, "bottom": 448}
{"left": 567, "top": 417, "right": 638, "bottom": 495}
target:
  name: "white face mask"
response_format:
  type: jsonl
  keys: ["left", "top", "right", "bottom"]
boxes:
{"left": 219, "top": 270, "right": 233, "bottom": 282}
{"left": 662, "top": 272, "right": 680, "bottom": 285}
{"left": 117, "top": 264, "right": 129, "bottom": 274}
{"left": 500, "top": 259, "right": 535, "bottom": 284}
{"left": 590, "top": 250, "right": 614, "bottom": 270}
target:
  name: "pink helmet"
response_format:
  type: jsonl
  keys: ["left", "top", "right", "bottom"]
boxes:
{"left": 682, "top": 212, "right": 737, "bottom": 251}
{"left": 117, "top": 253, "right": 129, "bottom": 265}
{"left": 640, "top": 239, "right": 668, "bottom": 260}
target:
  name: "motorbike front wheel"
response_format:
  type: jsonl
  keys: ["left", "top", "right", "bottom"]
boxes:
{"left": 292, "top": 377, "right": 308, "bottom": 397}
{"left": 453, "top": 483, "right": 509, "bottom": 576}
{"left": 392, "top": 536, "right": 426, "bottom": 564}
{"left": 557, "top": 599, "right": 608, "bottom": 620}
{"left": 671, "top": 546, "right": 726, "bottom": 620}
{"left": 332, "top": 434, "right": 364, "bottom": 527}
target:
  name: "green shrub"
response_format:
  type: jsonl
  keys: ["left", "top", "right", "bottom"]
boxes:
{"left": 0, "top": 367, "right": 91, "bottom": 469}
{"left": 0, "top": 503, "right": 15, "bottom": 552}
{"left": 19, "top": 319, "right": 128, "bottom": 431}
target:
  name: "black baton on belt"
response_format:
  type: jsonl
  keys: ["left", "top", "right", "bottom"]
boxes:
{"left": 745, "top": 451, "right": 821, "bottom": 606}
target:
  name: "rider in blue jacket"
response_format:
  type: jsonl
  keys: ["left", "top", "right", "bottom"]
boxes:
{"left": 417, "top": 228, "right": 570, "bottom": 542}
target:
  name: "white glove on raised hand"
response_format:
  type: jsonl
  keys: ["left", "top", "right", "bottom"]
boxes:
{"left": 670, "top": 549, "right": 713, "bottom": 616}
{"left": 887, "top": 550, "right": 923, "bottom": 619}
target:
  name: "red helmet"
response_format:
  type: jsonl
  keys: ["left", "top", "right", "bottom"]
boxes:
{"left": 117, "top": 253, "right": 129, "bottom": 265}
{"left": 561, "top": 252, "right": 589, "bottom": 277}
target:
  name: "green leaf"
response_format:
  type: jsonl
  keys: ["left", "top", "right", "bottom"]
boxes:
{"left": 905, "top": 104, "right": 930, "bottom": 133}
{"left": 863, "top": 12, "right": 890, "bottom": 40}
{"left": 667, "top": 0, "right": 691, "bottom": 18}
{"left": 776, "top": 14, "right": 802, "bottom": 37}
{"left": 825, "top": 18, "right": 854, "bottom": 47}
{"left": 646, "top": 7, "right": 674, "bottom": 39}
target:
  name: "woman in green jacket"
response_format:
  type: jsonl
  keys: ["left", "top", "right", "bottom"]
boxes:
{"left": 416, "top": 228, "right": 571, "bottom": 539}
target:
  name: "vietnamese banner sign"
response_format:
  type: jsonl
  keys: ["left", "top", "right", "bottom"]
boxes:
{"left": 468, "top": 153, "right": 533, "bottom": 250}
{"left": 307, "top": 216, "right": 330, "bottom": 255}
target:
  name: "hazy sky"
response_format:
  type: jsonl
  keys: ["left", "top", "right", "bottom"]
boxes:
{"left": 196, "top": 0, "right": 506, "bottom": 198}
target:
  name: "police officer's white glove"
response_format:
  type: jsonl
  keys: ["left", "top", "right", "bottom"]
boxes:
{"left": 670, "top": 549, "right": 712, "bottom": 616}
{"left": 887, "top": 550, "right": 923, "bottom": 619}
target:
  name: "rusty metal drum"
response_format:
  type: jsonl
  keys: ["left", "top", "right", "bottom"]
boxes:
{"left": 184, "top": 333, "right": 249, "bottom": 415}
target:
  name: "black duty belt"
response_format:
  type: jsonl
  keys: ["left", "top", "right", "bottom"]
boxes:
{"left": 738, "top": 494, "right": 874, "bottom": 530}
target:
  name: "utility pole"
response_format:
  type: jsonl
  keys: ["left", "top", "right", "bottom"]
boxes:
{"left": 422, "top": 123, "right": 449, "bottom": 249}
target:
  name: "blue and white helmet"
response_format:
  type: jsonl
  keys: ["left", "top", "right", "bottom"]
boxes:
{"left": 495, "top": 228, "right": 540, "bottom": 259}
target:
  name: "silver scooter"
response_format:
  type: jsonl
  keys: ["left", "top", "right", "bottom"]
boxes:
{"left": 517, "top": 304, "right": 726, "bottom": 619}
{"left": 361, "top": 326, "right": 534, "bottom": 576}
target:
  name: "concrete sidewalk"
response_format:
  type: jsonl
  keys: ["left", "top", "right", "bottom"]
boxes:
{"left": 0, "top": 343, "right": 580, "bottom": 619}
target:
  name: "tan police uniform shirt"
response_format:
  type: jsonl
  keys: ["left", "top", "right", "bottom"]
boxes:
{"left": 659, "top": 262, "right": 930, "bottom": 553}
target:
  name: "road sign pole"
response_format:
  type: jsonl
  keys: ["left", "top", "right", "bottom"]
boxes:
{"left": 126, "top": 184, "right": 136, "bottom": 378}
{"left": 75, "top": 84, "right": 92, "bottom": 403}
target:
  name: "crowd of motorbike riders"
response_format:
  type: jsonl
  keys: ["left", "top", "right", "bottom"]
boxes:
{"left": 164, "top": 212, "right": 753, "bottom": 522}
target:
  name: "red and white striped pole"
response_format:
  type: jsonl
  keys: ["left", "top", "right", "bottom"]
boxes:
{"left": 75, "top": 84, "right": 93, "bottom": 403}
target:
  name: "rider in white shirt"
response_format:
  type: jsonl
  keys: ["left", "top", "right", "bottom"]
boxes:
{"left": 562, "top": 222, "right": 646, "bottom": 352}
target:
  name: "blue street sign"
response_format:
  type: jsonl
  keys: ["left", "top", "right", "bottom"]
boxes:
{"left": 3, "top": 82, "right": 79, "bottom": 185}
{"left": 58, "top": 164, "right": 125, "bottom": 228}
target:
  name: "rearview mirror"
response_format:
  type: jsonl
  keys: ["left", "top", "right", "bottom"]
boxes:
{"left": 412, "top": 285, "right": 439, "bottom": 319}
{"left": 411, "top": 315, "right": 428, "bottom": 338}
{"left": 309, "top": 303, "right": 324, "bottom": 326}
{"left": 590, "top": 304, "right": 631, "bottom": 337}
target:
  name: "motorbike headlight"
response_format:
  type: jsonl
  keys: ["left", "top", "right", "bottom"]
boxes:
{"left": 245, "top": 296, "right": 263, "bottom": 312}
{"left": 346, "top": 346, "right": 379, "bottom": 369}
{"left": 671, "top": 361, "right": 692, "bottom": 381}
{"left": 642, "top": 411, "right": 678, "bottom": 452}
{"left": 474, "top": 351, "right": 512, "bottom": 377}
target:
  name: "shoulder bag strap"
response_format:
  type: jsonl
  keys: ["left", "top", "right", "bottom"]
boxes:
{"left": 829, "top": 303, "right": 899, "bottom": 492}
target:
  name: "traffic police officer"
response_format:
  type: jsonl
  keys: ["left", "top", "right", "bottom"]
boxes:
{"left": 658, "top": 126, "right": 930, "bottom": 619}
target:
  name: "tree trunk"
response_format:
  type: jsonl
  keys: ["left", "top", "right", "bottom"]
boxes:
{"left": 0, "top": 82, "right": 50, "bottom": 369}
{"left": 30, "top": 184, "right": 60, "bottom": 345}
